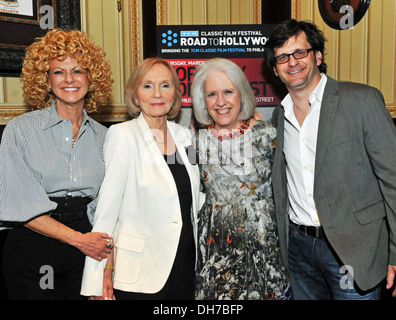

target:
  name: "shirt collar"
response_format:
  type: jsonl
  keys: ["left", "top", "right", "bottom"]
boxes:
{"left": 281, "top": 73, "right": 327, "bottom": 119}
{"left": 309, "top": 73, "right": 327, "bottom": 105}
{"left": 41, "top": 101, "right": 96, "bottom": 133}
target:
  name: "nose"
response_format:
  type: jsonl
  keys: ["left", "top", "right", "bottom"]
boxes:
{"left": 216, "top": 94, "right": 226, "bottom": 107}
{"left": 153, "top": 85, "right": 162, "bottom": 98}
{"left": 288, "top": 54, "right": 299, "bottom": 67}
{"left": 64, "top": 71, "right": 74, "bottom": 83}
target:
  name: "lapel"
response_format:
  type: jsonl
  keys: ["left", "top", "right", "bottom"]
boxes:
{"left": 168, "top": 121, "right": 200, "bottom": 218}
{"left": 136, "top": 114, "right": 198, "bottom": 214}
{"left": 136, "top": 114, "right": 174, "bottom": 182}
{"left": 273, "top": 106, "right": 285, "bottom": 178}
{"left": 314, "top": 76, "right": 340, "bottom": 180}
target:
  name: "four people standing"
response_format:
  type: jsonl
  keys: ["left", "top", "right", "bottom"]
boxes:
{"left": 1, "top": 18, "right": 395, "bottom": 300}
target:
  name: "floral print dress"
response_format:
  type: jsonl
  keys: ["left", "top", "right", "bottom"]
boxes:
{"left": 194, "top": 120, "right": 289, "bottom": 300}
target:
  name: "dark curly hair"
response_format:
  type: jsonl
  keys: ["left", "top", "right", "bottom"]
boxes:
{"left": 20, "top": 28, "right": 113, "bottom": 112}
{"left": 264, "top": 19, "right": 327, "bottom": 75}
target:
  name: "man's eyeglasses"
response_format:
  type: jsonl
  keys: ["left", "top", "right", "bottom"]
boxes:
{"left": 274, "top": 48, "right": 314, "bottom": 64}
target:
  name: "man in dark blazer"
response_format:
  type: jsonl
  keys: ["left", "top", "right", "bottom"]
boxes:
{"left": 264, "top": 19, "right": 396, "bottom": 300}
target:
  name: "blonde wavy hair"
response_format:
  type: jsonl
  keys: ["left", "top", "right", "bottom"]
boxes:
{"left": 20, "top": 28, "right": 113, "bottom": 112}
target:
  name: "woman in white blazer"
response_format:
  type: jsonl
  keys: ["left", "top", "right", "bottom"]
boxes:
{"left": 80, "top": 58, "right": 203, "bottom": 300}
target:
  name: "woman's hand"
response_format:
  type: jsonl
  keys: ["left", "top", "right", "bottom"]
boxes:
{"left": 102, "top": 249, "right": 115, "bottom": 300}
{"left": 102, "top": 268, "right": 115, "bottom": 300}
{"left": 73, "top": 231, "right": 112, "bottom": 261}
{"left": 25, "top": 215, "right": 112, "bottom": 260}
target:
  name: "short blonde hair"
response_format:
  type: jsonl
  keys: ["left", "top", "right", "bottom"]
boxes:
{"left": 191, "top": 58, "right": 256, "bottom": 125}
{"left": 125, "top": 58, "right": 182, "bottom": 120}
{"left": 21, "top": 28, "right": 113, "bottom": 112}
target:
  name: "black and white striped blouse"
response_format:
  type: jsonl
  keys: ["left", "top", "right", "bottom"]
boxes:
{"left": 0, "top": 102, "right": 107, "bottom": 228}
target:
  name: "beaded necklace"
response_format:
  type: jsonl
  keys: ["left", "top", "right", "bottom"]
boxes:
{"left": 209, "top": 119, "right": 250, "bottom": 141}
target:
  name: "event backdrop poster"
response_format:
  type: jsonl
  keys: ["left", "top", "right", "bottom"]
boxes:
{"left": 157, "top": 24, "right": 283, "bottom": 126}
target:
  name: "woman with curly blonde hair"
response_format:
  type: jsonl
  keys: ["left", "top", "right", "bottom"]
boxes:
{"left": 0, "top": 28, "right": 114, "bottom": 300}
{"left": 21, "top": 28, "right": 113, "bottom": 112}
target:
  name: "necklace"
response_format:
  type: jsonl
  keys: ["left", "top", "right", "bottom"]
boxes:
{"left": 154, "top": 138, "right": 166, "bottom": 145}
{"left": 72, "top": 131, "right": 79, "bottom": 149}
{"left": 209, "top": 119, "right": 250, "bottom": 141}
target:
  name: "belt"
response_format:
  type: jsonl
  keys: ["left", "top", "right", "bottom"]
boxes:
{"left": 0, "top": 197, "right": 91, "bottom": 228}
{"left": 296, "top": 223, "right": 325, "bottom": 238}
{"left": 0, "top": 220, "right": 24, "bottom": 228}
{"left": 50, "top": 210, "right": 86, "bottom": 224}
{"left": 49, "top": 197, "right": 91, "bottom": 224}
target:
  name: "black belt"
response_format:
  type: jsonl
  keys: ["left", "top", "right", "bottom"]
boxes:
{"left": 49, "top": 197, "right": 91, "bottom": 224}
{"left": 50, "top": 210, "right": 86, "bottom": 224}
{"left": 0, "top": 220, "right": 24, "bottom": 228}
{"left": 0, "top": 197, "right": 91, "bottom": 227}
{"left": 295, "top": 223, "right": 325, "bottom": 238}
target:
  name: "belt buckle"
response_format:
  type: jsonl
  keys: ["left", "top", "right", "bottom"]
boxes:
{"left": 303, "top": 226, "right": 312, "bottom": 237}
{"left": 304, "top": 225, "right": 321, "bottom": 238}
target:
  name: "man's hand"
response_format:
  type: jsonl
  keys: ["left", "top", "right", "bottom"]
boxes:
{"left": 386, "top": 264, "right": 396, "bottom": 297}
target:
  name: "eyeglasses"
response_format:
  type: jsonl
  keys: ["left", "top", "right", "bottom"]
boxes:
{"left": 274, "top": 48, "right": 314, "bottom": 64}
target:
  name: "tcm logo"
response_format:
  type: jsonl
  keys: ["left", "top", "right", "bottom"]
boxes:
{"left": 162, "top": 30, "right": 179, "bottom": 47}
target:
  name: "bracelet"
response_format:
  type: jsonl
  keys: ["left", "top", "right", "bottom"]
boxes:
{"left": 104, "top": 265, "right": 114, "bottom": 271}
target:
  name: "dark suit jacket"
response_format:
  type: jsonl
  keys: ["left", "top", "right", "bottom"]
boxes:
{"left": 272, "top": 76, "right": 396, "bottom": 291}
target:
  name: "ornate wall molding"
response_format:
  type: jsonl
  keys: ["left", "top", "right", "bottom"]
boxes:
{"left": 130, "top": 0, "right": 142, "bottom": 67}
{"left": 0, "top": 105, "right": 29, "bottom": 125}
{"left": 57, "top": 0, "right": 81, "bottom": 29}
{"left": 292, "top": 0, "right": 301, "bottom": 20}
{"left": 157, "top": 0, "right": 167, "bottom": 25}
{"left": 253, "top": 0, "right": 262, "bottom": 23}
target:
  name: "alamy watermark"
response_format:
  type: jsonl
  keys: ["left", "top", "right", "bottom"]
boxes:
{"left": 37, "top": 264, "right": 356, "bottom": 292}
{"left": 339, "top": 5, "right": 354, "bottom": 30}
{"left": 39, "top": 265, "right": 54, "bottom": 290}
{"left": 39, "top": 5, "right": 54, "bottom": 30}
{"left": 339, "top": 265, "right": 354, "bottom": 290}
{"left": 37, "top": 4, "right": 356, "bottom": 31}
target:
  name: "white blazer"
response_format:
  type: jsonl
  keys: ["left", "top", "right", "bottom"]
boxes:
{"left": 81, "top": 114, "right": 203, "bottom": 296}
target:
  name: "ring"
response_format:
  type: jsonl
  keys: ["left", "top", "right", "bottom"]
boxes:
{"left": 106, "top": 243, "right": 112, "bottom": 249}
{"left": 97, "top": 256, "right": 100, "bottom": 261}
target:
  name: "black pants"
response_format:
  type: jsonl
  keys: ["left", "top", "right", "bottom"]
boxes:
{"left": 2, "top": 198, "right": 91, "bottom": 300}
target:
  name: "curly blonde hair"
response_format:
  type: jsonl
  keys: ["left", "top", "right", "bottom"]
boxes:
{"left": 20, "top": 28, "right": 113, "bottom": 112}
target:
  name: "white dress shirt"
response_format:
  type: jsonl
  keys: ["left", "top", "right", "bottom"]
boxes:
{"left": 282, "top": 74, "right": 327, "bottom": 227}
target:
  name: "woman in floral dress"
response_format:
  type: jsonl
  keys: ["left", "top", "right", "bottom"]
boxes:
{"left": 191, "top": 58, "right": 289, "bottom": 300}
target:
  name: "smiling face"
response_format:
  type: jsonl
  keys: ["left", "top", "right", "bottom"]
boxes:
{"left": 273, "top": 31, "right": 322, "bottom": 94}
{"left": 204, "top": 70, "right": 242, "bottom": 131}
{"left": 135, "top": 63, "right": 176, "bottom": 124}
{"left": 48, "top": 56, "right": 89, "bottom": 111}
